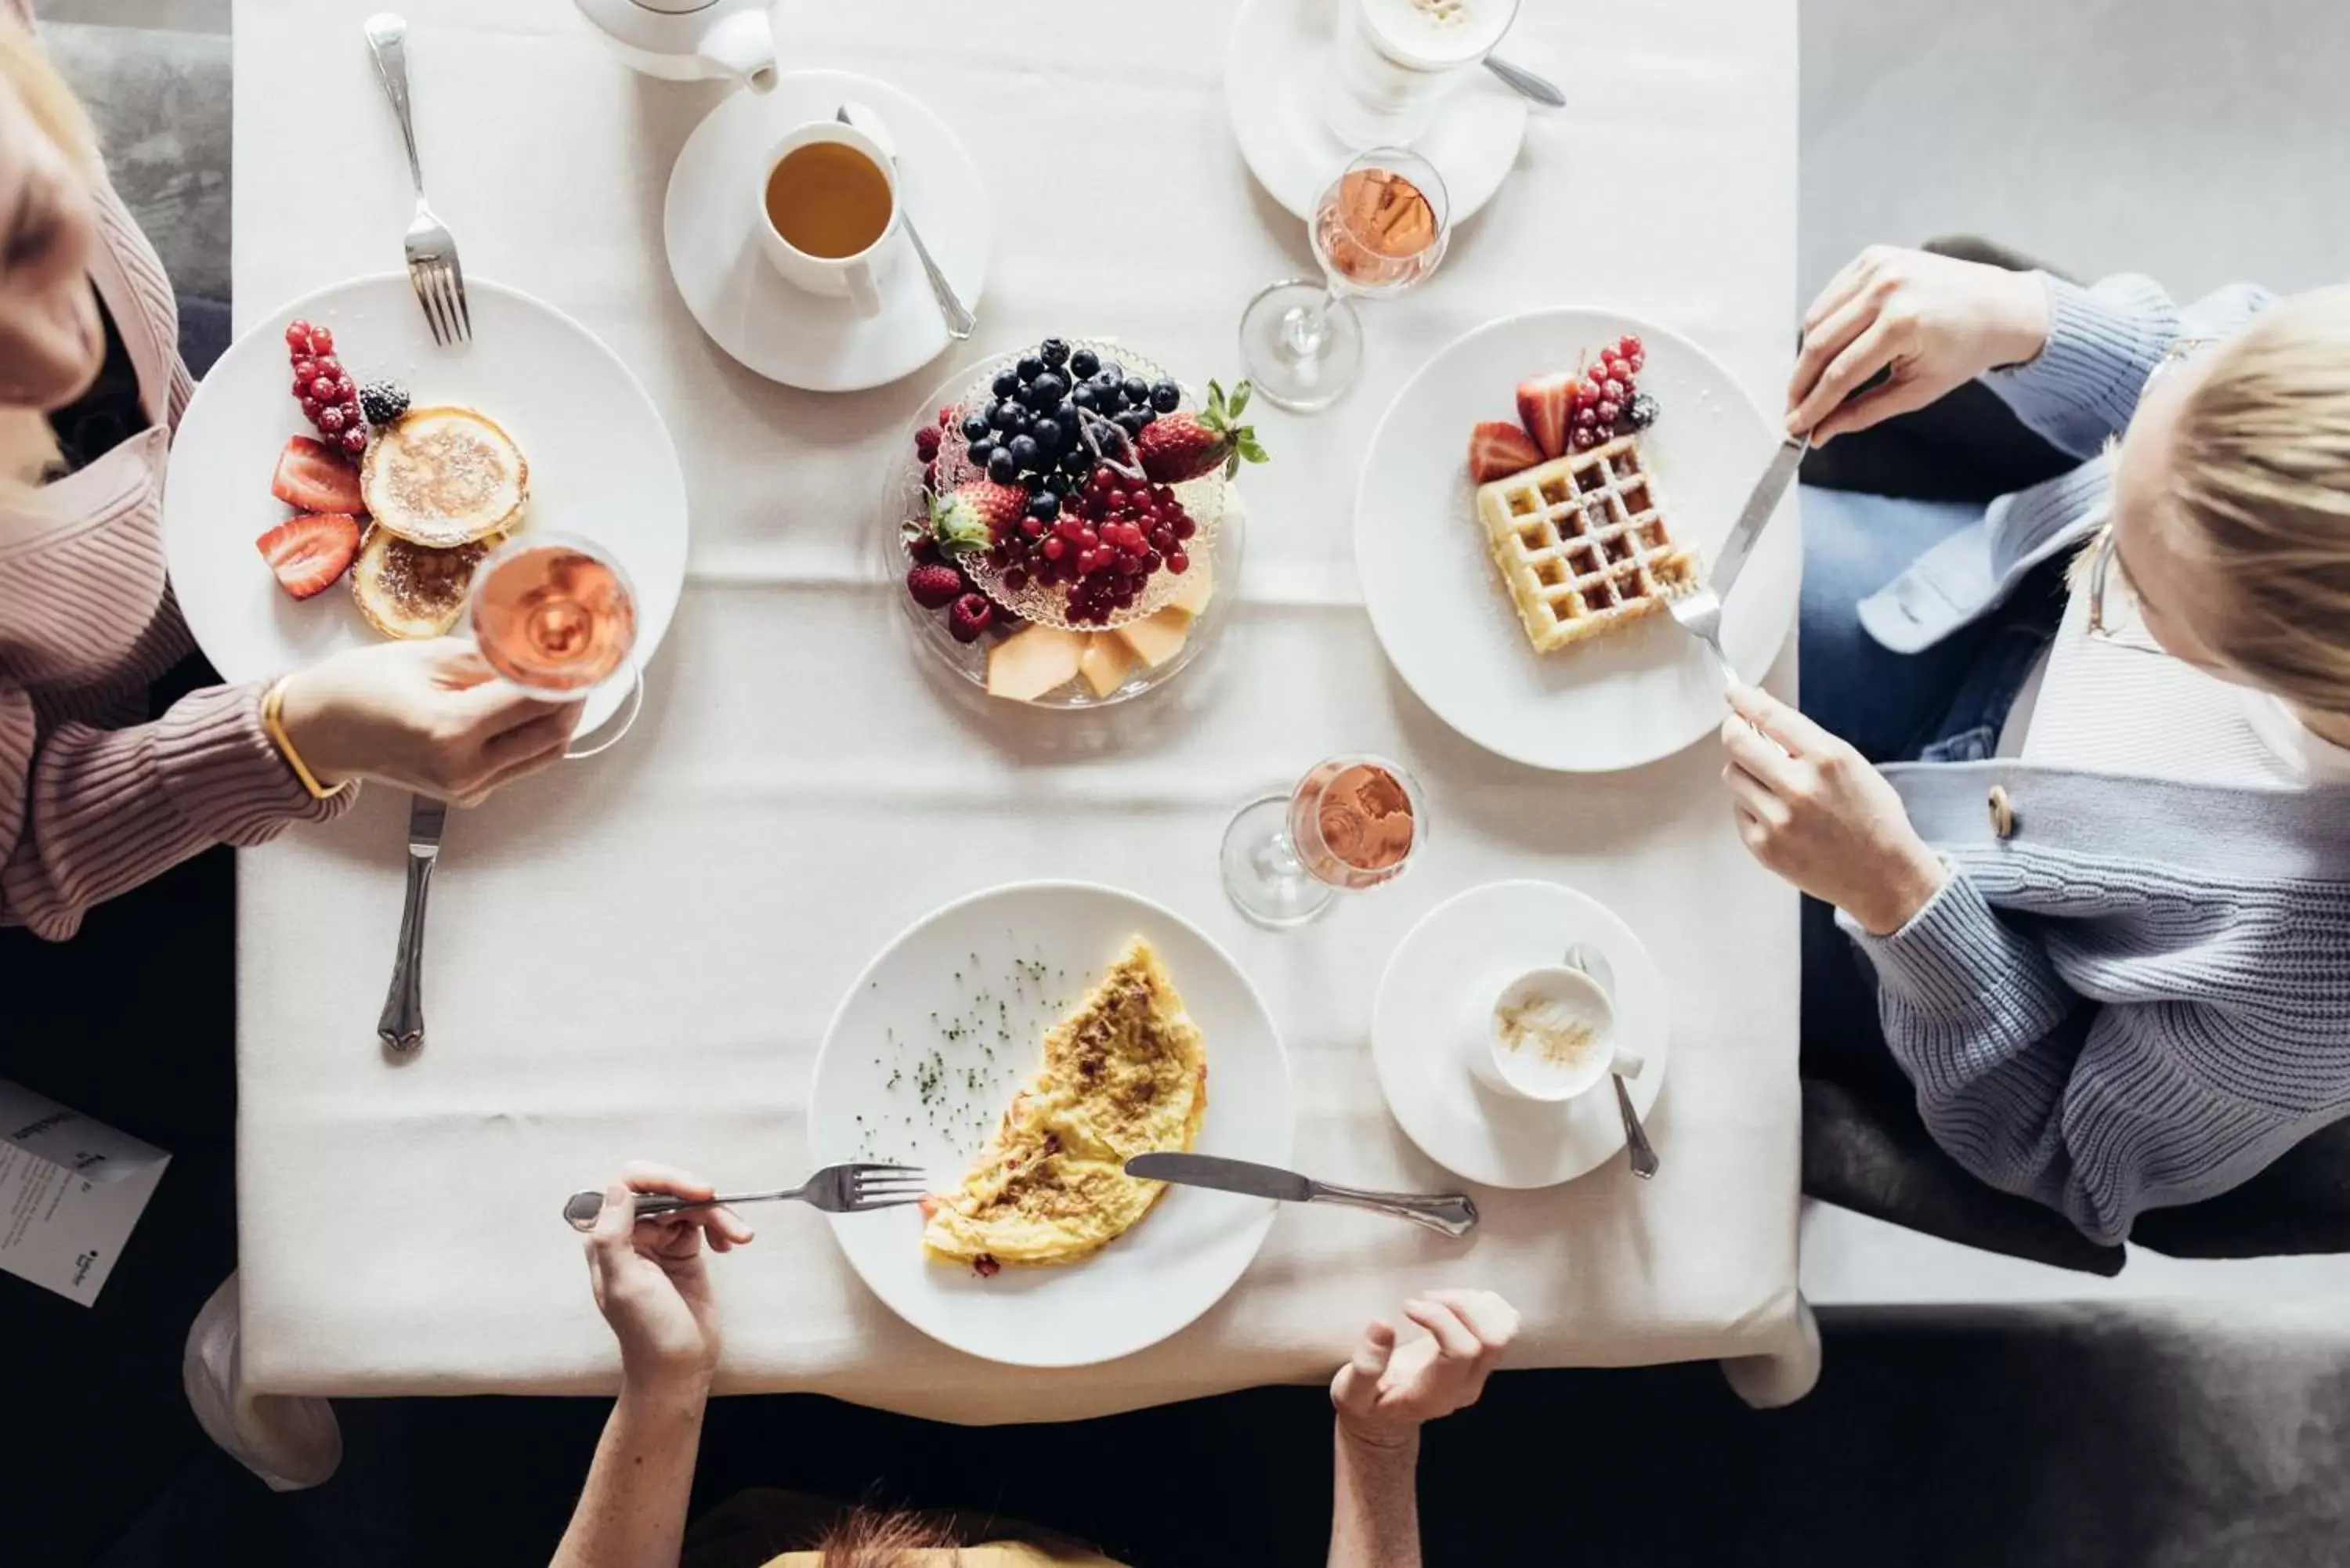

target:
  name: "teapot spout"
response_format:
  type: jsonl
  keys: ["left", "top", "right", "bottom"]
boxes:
{"left": 696, "top": 6, "right": 778, "bottom": 93}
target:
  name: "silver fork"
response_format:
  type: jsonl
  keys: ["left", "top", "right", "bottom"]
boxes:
{"left": 560, "top": 1164, "right": 929, "bottom": 1231}
{"left": 364, "top": 14, "right": 470, "bottom": 346}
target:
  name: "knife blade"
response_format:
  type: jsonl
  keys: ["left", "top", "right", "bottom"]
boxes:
{"left": 1126, "top": 1152, "right": 1313, "bottom": 1203}
{"left": 1706, "top": 433, "right": 1806, "bottom": 605}
{"left": 376, "top": 794, "right": 446, "bottom": 1053}
{"left": 1124, "top": 1153, "right": 1479, "bottom": 1237}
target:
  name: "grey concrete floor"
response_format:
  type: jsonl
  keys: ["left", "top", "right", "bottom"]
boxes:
{"left": 1802, "top": 0, "right": 2350, "bottom": 302}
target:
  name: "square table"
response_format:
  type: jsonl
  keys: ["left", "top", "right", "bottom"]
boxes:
{"left": 230, "top": 0, "right": 1810, "bottom": 1420}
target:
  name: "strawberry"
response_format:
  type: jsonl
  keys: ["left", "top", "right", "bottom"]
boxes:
{"left": 255, "top": 512, "right": 361, "bottom": 600}
{"left": 906, "top": 561, "right": 967, "bottom": 609}
{"left": 270, "top": 435, "right": 364, "bottom": 515}
{"left": 1136, "top": 379, "right": 1269, "bottom": 486}
{"left": 926, "top": 480, "right": 1029, "bottom": 555}
{"left": 947, "top": 591, "right": 996, "bottom": 643}
{"left": 1469, "top": 421, "right": 1545, "bottom": 483}
{"left": 1517, "top": 372, "right": 1577, "bottom": 459}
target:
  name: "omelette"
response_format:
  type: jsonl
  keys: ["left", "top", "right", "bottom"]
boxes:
{"left": 923, "top": 934, "right": 1208, "bottom": 1270}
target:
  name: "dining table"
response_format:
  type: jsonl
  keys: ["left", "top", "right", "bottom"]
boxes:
{"left": 226, "top": 0, "right": 1814, "bottom": 1422}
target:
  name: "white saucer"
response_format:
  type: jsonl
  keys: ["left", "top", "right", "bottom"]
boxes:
{"left": 1225, "top": 0, "right": 1529, "bottom": 226}
{"left": 663, "top": 70, "right": 989, "bottom": 393}
{"left": 1372, "top": 880, "right": 1668, "bottom": 1190}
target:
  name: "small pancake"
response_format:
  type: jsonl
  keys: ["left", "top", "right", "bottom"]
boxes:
{"left": 360, "top": 405, "right": 529, "bottom": 547}
{"left": 352, "top": 526, "right": 498, "bottom": 639}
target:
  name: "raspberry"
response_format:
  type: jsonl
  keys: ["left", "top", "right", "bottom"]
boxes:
{"left": 947, "top": 593, "right": 996, "bottom": 643}
{"left": 906, "top": 562, "right": 967, "bottom": 609}
{"left": 915, "top": 425, "right": 942, "bottom": 461}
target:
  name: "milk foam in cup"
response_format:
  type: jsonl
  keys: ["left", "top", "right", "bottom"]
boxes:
{"left": 1470, "top": 965, "right": 1646, "bottom": 1104}
{"left": 1325, "top": 0, "right": 1523, "bottom": 148}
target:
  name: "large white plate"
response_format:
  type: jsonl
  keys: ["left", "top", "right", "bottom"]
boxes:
{"left": 808, "top": 883, "right": 1294, "bottom": 1368}
{"left": 1225, "top": 0, "right": 1528, "bottom": 226}
{"left": 1354, "top": 309, "right": 1802, "bottom": 772}
{"left": 1372, "top": 880, "right": 1668, "bottom": 1190}
{"left": 164, "top": 276, "right": 687, "bottom": 737}
{"left": 665, "top": 70, "right": 989, "bottom": 393}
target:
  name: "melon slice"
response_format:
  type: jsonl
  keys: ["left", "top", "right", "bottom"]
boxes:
{"left": 1115, "top": 605, "right": 1194, "bottom": 669}
{"left": 1079, "top": 634, "right": 1135, "bottom": 698}
{"left": 1166, "top": 555, "right": 1215, "bottom": 617}
{"left": 985, "top": 625, "right": 1087, "bottom": 702}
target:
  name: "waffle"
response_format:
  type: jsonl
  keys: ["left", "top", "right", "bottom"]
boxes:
{"left": 1473, "top": 435, "right": 1699, "bottom": 652}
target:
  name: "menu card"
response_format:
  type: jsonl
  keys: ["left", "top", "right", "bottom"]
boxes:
{"left": 0, "top": 1079, "right": 170, "bottom": 1305}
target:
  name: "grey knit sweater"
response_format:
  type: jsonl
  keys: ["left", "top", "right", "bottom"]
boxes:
{"left": 1842, "top": 272, "right": 2350, "bottom": 1245}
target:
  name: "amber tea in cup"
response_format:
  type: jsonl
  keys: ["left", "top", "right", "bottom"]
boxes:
{"left": 763, "top": 139, "right": 895, "bottom": 260}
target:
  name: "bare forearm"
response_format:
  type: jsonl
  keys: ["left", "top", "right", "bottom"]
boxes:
{"left": 551, "top": 1376, "right": 710, "bottom": 1568}
{"left": 1329, "top": 1427, "right": 1421, "bottom": 1568}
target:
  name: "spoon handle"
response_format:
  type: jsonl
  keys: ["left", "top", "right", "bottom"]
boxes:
{"left": 1614, "top": 1074, "right": 1660, "bottom": 1179}
{"left": 1484, "top": 55, "right": 1567, "bottom": 109}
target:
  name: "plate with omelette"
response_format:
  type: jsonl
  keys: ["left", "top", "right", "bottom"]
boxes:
{"left": 809, "top": 882, "right": 1294, "bottom": 1367}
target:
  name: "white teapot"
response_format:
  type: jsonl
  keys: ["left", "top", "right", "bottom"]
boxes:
{"left": 573, "top": 0, "right": 779, "bottom": 93}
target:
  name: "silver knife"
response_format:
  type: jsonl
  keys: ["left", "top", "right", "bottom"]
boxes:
{"left": 1708, "top": 432, "right": 1807, "bottom": 607}
{"left": 376, "top": 794, "right": 446, "bottom": 1054}
{"left": 1125, "top": 1153, "right": 1478, "bottom": 1238}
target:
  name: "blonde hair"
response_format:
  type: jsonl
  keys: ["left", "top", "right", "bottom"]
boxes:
{"left": 0, "top": 16, "right": 96, "bottom": 481}
{"left": 2167, "top": 287, "right": 2350, "bottom": 712}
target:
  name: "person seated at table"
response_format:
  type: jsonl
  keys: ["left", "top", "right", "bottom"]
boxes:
{"left": 0, "top": 6, "right": 579, "bottom": 941}
{"left": 554, "top": 1165, "right": 1520, "bottom": 1568}
{"left": 1719, "top": 242, "right": 2350, "bottom": 1247}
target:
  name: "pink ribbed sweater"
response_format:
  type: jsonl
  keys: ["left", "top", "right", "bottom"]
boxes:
{"left": 2, "top": 16, "right": 349, "bottom": 939}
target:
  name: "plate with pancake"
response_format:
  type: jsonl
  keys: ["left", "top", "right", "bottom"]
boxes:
{"left": 808, "top": 882, "right": 1294, "bottom": 1368}
{"left": 1353, "top": 308, "right": 1802, "bottom": 772}
{"left": 164, "top": 276, "right": 688, "bottom": 736}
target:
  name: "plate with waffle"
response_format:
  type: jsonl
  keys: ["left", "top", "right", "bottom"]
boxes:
{"left": 164, "top": 276, "right": 688, "bottom": 735}
{"left": 1354, "top": 309, "right": 1801, "bottom": 772}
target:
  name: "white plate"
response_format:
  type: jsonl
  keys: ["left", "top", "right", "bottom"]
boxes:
{"left": 1372, "top": 880, "right": 1668, "bottom": 1190}
{"left": 665, "top": 70, "right": 989, "bottom": 393}
{"left": 1225, "top": 0, "right": 1528, "bottom": 226}
{"left": 808, "top": 882, "right": 1294, "bottom": 1368}
{"left": 164, "top": 276, "right": 687, "bottom": 737}
{"left": 1354, "top": 309, "right": 1801, "bottom": 772}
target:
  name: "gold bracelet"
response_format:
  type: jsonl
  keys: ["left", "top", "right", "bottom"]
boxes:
{"left": 261, "top": 678, "right": 349, "bottom": 801}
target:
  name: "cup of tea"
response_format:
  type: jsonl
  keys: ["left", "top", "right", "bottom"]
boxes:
{"left": 755, "top": 121, "right": 901, "bottom": 317}
{"left": 1470, "top": 964, "right": 1645, "bottom": 1104}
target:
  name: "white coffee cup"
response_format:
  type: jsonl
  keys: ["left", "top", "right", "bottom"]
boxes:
{"left": 1470, "top": 965, "right": 1646, "bottom": 1104}
{"left": 754, "top": 121, "right": 901, "bottom": 319}
{"left": 1325, "top": 0, "right": 1523, "bottom": 149}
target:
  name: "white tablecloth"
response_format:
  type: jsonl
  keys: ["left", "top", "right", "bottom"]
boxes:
{"left": 230, "top": 0, "right": 1805, "bottom": 1420}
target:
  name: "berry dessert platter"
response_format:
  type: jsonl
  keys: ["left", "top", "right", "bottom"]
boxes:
{"left": 886, "top": 336, "right": 1267, "bottom": 707}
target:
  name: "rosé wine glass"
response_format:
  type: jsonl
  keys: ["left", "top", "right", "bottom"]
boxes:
{"left": 1238, "top": 147, "right": 1451, "bottom": 414}
{"left": 466, "top": 533, "right": 642, "bottom": 759}
{"left": 1221, "top": 753, "right": 1426, "bottom": 928}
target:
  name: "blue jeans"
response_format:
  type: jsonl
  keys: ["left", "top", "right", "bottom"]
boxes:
{"left": 1794, "top": 486, "right": 2069, "bottom": 1097}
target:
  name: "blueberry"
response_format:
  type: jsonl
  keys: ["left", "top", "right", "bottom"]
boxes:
{"left": 1008, "top": 435, "right": 1041, "bottom": 469}
{"left": 1122, "top": 377, "right": 1151, "bottom": 408}
{"left": 1092, "top": 370, "right": 1126, "bottom": 404}
{"left": 1116, "top": 410, "right": 1150, "bottom": 438}
{"left": 1014, "top": 406, "right": 1040, "bottom": 435}
{"left": 1039, "top": 338, "right": 1070, "bottom": 368}
{"left": 961, "top": 411, "right": 992, "bottom": 443}
{"left": 1149, "top": 381, "right": 1181, "bottom": 414}
{"left": 1016, "top": 354, "right": 1045, "bottom": 382}
{"left": 1042, "top": 471, "right": 1072, "bottom": 497}
{"left": 1061, "top": 446, "right": 1096, "bottom": 475}
{"left": 1027, "top": 490, "right": 1061, "bottom": 522}
{"left": 1032, "top": 417, "right": 1064, "bottom": 451}
{"left": 1069, "top": 348, "right": 1101, "bottom": 379}
{"left": 1030, "top": 373, "right": 1066, "bottom": 406}
{"left": 989, "top": 400, "right": 1018, "bottom": 432}
{"left": 1097, "top": 361, "right": 1124, "bottom": 385}
{"left": 1133, "top": 408, "right": 1158, "bottom": 428}
{"left": 987, "top": 446, "right": 1020, "bottom": 484}
{"left": 992, "top": 370, "right": 1020, "bottom": 399}
{"left": 1070, "top": 384, "right": 1098, "bottom": 412}
{"left": 967, "top": 438, "right": 997, "bottom": 468}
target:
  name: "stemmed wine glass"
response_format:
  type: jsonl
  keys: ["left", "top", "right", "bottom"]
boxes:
{"left": 1221, "top": 753, "right": 1427, "bottom": 929}
{"left": 466, "top": 533, "right": 643, "bottom": 759}
{"left": 1238, "top": 147, "right": 1452, "bottom": 414}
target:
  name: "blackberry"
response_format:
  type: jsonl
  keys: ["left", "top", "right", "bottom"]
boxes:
{"left": 356, "top": 379, "right": 410, "bottom": 427}
{"left": 1622, "top": 392, "right": 1661, "bottom": 432}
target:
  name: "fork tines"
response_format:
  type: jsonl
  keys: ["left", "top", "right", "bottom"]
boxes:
{"left": 408, "top": 250, "right": 469, "bottom": 347}
{"left": 847, "top": 1162, "right": 931, "bottom": 1212}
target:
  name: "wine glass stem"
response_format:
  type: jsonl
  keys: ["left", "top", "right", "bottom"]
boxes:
{"left": 1284, "top": 284, "right": 1346, "bottom": 360}
{"left": 1255, "top": 827, "right": 1305, "bottom": 884}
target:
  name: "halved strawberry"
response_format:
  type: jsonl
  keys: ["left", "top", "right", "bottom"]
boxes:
{"left": 1516, "top": 372, "right": 1578, "bottom": 459}
{"left": 255, "top": 512, "right": 361, "bottom": 600}
{"left": 269, "top": 435, "right": 364, "bottom": 515}
{"left": 1470, "top": 421, "right": 1545, "bottom": 483}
